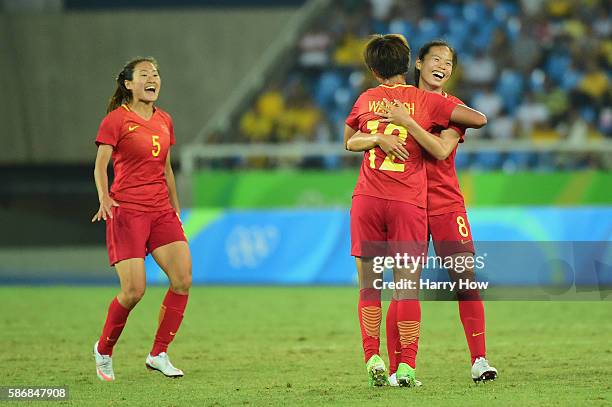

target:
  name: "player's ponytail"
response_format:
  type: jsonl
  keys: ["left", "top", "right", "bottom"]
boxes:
{"left": 106, "top": 57, "right": 159, "bottom": 113}
{"left": 414, "top": 40, "right": 457, "bottom": 87}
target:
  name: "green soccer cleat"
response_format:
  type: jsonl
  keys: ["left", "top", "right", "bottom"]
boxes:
{"left": 389, "top": 372, "right": 422, "bottom": 387}
{"left": 365, "top": 354, "right": 388, "bottom": 387}
{"left": 395, "top": 363, "right": 417, "bottom": 387}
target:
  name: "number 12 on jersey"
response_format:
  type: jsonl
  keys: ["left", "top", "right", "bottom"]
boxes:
{"left": 366, "top": 120, "right": 408, "bottom": 172}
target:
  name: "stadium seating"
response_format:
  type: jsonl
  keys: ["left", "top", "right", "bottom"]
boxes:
{"left": 236, "top": 0, "right": 611, "bottom": 170}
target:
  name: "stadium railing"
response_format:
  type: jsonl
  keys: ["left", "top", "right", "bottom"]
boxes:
{"left": 179, "top": 139, "right": 612, "bottom": 174}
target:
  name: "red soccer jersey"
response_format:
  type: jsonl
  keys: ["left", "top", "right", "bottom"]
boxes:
{"left": 95, "top": 104, "right": 175, "bottom": 212}
{"left": 425, "top": 92, "right": 467, "bottom": 215}
{"left": 346, "top": 84, "right": 458, "bottom": 208}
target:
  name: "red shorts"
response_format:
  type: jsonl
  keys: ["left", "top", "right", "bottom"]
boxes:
{"left": 350, "top": 194, "right": 427, "bottom": 257}
{"left": 427, "top": 211, "right": 475, "bottom": 258}
{"left": 106, "top": 207, "right": 187, "bottom": 266}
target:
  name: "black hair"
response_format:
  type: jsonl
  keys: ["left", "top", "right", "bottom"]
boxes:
{"left": 414, "top": 40, "right": 457, "bottom": 87}
{"left": 364, "top": 34, "right": 411, "bottom": 79}
{"left": 107, "top": 57, "right": 159, "bottom": 113}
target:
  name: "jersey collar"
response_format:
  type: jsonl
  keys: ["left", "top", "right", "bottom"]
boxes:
{"left": 378, "top": 83, "right": 413, "bottom": 89}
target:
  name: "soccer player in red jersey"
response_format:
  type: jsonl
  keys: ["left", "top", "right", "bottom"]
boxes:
{"left": 91, "top": 57, "right": 192, "bottom": 381}
{"left": 377, "top": 41, "right": 498, "bottom": 384}
{"left": 344, "top": 34, "right": 487, "bottom": 387}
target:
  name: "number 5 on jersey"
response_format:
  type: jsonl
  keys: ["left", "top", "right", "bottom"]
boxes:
{"left": 366, "top": 119, "right": 408, "bottom": 172}
{"left": 151, "top": 135, "right": 160, "bottom": 157}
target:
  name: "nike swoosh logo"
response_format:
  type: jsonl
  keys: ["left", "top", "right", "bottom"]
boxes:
{"left": 106, "top": 336, "right": 115, "bottom": 342}
{"left": 128, "top": 125, "right": 139, "bottom": 131}
{"left": 170, "top": 331, "right": 176, "bottom": 336}
{"left": 472, "top": 332, "right": 485, "bottom": 337}
{"left": 96, "top": 368, "right": 114, "bottom": 381}
{"left": 461, "top": 239, "right": 472, "bottom": 244}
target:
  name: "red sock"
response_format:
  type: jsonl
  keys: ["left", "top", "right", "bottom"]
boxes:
{"left": 98, "top": 297, "right": 131, "bottom": 356}
{"left": 396, "top": 299, "right": 421, "bottom": 369}
{"left": 151, "top": 289, "right": 189, "bottom": 356}
{"left": 385, "top": 299, "right": 401, "bottom": 374}
{"left": 358, "top": 288, "right": 381, "bottom": 362}
{"left": 457, "top": 289, "right": 486, "bottom": 364}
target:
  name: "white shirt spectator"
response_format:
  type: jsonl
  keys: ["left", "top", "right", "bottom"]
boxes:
{"left": 593, "top": 11, "right": 611, "bottom": 37}
{"left": 462, "top": 53, "right": 497, "bottom": 85}
{"left": 299, "top": 31, "right": 331, "bottom": 68}
{"left": 566, "top": 117, "right": 588, "bottom": 145}
{"left": 520, "top": 0, "right": 545, "bottom": 17}
{"left": 516, "top": 95, "right": 550, "bottom": 135}
{"left": 368, "top": 0, "right": 395, "bottom": 21}
{"left": 472, "top": 89, "right": 503, "bottom": 121}
{"left": 488, "top": 114, "right": 516, "bottom": 140}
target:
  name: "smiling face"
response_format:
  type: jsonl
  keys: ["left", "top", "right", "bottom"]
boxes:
{"left": 124, "top": 61, "right": 161, "bottom": 104}
{"left": 416, "top": 45, "right": 454, "bottom": 91}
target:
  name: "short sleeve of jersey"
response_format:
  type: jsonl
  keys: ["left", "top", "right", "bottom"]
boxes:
{"left": 159, "top": 110, "right": 175, "bottom": 145}
{"left": 168, "top": 115, "right": 176, "bottom": 145}
{"left": 447, "top": 123, "right": 467, "bottom": 143}
{"left": 447, "top": 96, "right": 467, "bottom": 143}
{"left": 345, "top": 94, "right": 367, "bottom": 130}
{"left": 95, "top": 111, "right": 123, "bottom": 147}
{"left": 425, "top": 92, "right": 457, "bottom": 129}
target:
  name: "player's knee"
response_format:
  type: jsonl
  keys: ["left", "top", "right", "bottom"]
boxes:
{"left": 122, "top": 286, "right": 146, "bottom": 307}
{"left": 180, "top": 274, "right": 192, "bottom": 291}
{"left": 448, "top": 253, "right": 476, "bottom": 282}
{"left": 172, "top": 271, "right": 192, "bottom": 293}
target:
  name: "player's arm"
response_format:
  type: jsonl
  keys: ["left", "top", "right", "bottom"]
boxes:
{"left": 345, "top": 125, "right": 409, "bottom": 161}
{"left": 343, "top": 124, "right": 358, "bottom": 150}
{"left": 92, "top": 144, "right": 119, "bottom": 222}
{"left": 450, "top": 104, "right": 487, "bottom": 128}
{"left": 165, "top": 150, "right": 180, "bottom": 216}
{"left": 380, "top": 97, "right": 486, "bottom": 130}
{"left": 378, "top": 99, "right": 458, "bottom": 160}
{"left": 397, "top": 117, "right": 460, "bottom": 160}
{"left": 345, "top": 124, "right": 374, "bottom": 151}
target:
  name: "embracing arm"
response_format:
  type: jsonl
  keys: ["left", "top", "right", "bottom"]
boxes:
{"left": 379, "top": 98, "right": 461, "bottom": 160}
{"left": 343, "top": 125, "right": 358, "bottom": 149}
{"left": 165, "top": 150, "right": 180, "bottom": 215}
{"left": 450, "top": 104, "right": 487, "bottom": 128}
{"left": 345, "top": 124, "right": 377, "bottom": 151}
{"left": 401, "top": 120, "right": 461, "bottom": 160}
{"left": 381, "top": 97, "right": 486, "bottom": 130}
{"left": 344, "top": 124, "right": 409, "bottom": 160}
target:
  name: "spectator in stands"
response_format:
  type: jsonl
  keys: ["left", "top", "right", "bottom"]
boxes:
{"left": 516, "top": 92, "right": 550, "bottom": 137}
{"left": 233, "top": 0, "right": 611, "bottom": 170}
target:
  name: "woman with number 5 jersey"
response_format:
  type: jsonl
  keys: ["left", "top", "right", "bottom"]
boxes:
{"left": 91, "top": 57, "right": 192, "bottom": 382}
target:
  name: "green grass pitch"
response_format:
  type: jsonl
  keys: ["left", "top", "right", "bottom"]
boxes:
{"left": 2, "top": 286, "right": 611, "bottom": 406}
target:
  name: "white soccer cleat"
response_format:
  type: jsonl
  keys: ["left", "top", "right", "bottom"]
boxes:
{"left": 471, "top": 357, "right": 498, "bottom": 382}
{"left": 388, "top": 373, "right": 422, "bottom": 387}
{"left": 93, "top": 341, "right": 115, "bottom": 382}
{"left": 146, "top": 352, "right": 184, "bottom": 378}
